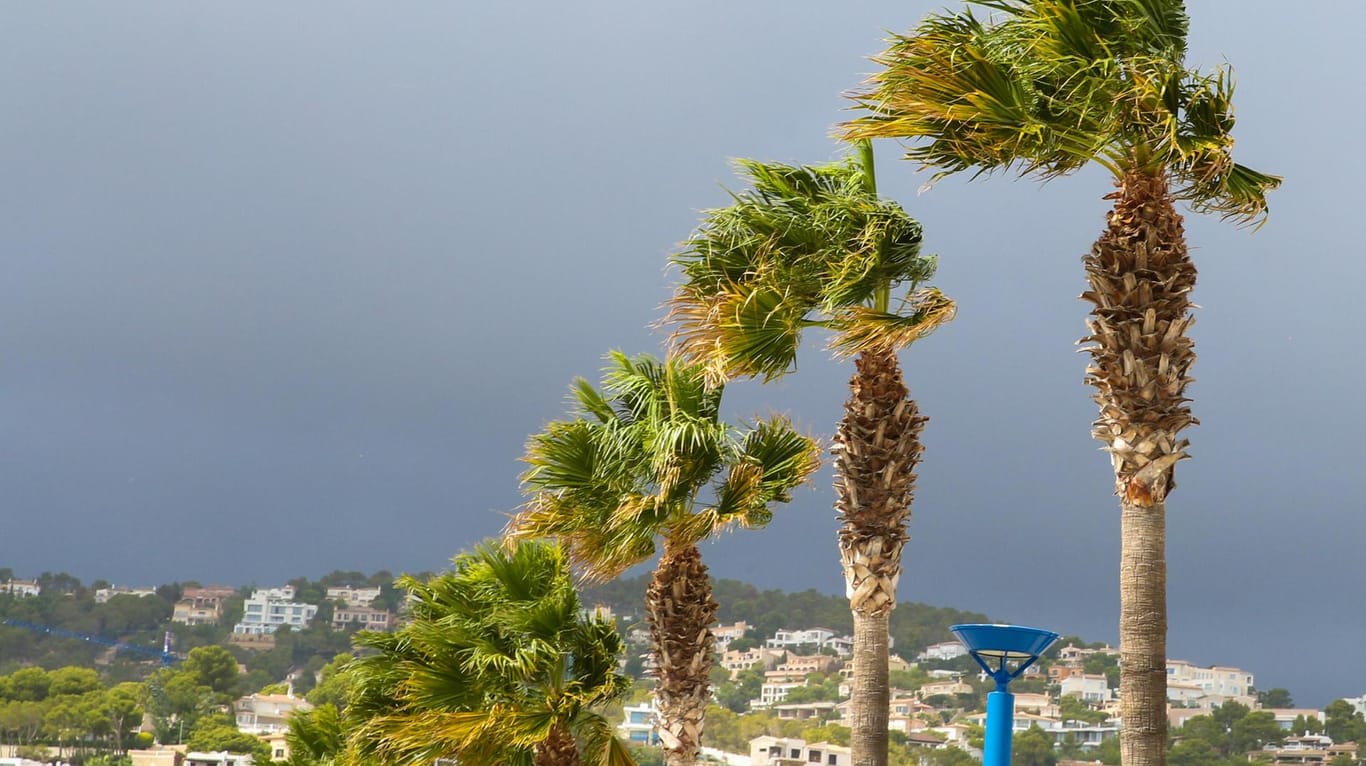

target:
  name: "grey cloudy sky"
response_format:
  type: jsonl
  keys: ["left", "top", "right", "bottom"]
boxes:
{"left": 2, "top": 2, "right": 1361, "bottom": 706}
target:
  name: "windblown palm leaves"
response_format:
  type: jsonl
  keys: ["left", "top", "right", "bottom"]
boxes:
{"left": 843, "top": 4, "right": 1278, "bottom": 766}
{"left": 514, "top": 352, "right": 821, "bottom": 579}
{"left": 844, "top": 0, "right": 1279, "bottom": 221}
{"left": 511, "top": 352, "right": 820, "bottom": 766}
{"left": 667, "top": 145, "right": 949, "bottom": 766}
{"left": 342, "top": 539, "right": 634, "bottom": 766}
{"left": 666, "top": 148, "right": 952, "bottom": 386}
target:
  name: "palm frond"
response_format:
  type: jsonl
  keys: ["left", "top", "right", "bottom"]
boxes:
{"left": 668, "top": 152, "right": 939, "bottom": 382}
{"left": 846, "top": 0, "right": 1275, "bottom": 220}
{"left": 829, "top": 288, "right": 958, "bottom": 357}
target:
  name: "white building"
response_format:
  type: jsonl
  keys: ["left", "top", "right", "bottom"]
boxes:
{"left": 768, "top": 628, "right": 836, "bottom": 650}
{"left": 619, "top": 700, "right": 660, "bottom": 746}
{"left": 918, "top": 641, "right": 968, "bottom": 661}
{"left": 751, "top": 736, "right": 850, "bottom": 766}
{"left": 234, "top": 589, "right": 318, "bottom": 635}
{"left": 1344, "top": 695, "right": 1366, "bottom": 719}
{"left": 325, "top": 585, "right": 381, "bottom": 607}
{"left": 184, "top": 752, "right": 254, "bottom": 766}
{"left": 235, "top": 693, "right": 312, "bottom": 735}
{"left": 1, "top": 579, "right": 41, "bottom": 597}
{"left": 1061, "top": 673, "right": 1113, "bottom": 703}
{"left": 1165, "top": 660, "right": 1255, "bottom": 707}
{"left": 757, "top": 680, "right": 807, "bottom": 708}
{"left": 95, "top": 586, "right": 158, "bottom": 603}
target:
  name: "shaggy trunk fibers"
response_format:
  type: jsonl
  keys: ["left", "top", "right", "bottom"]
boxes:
{"left": 647, "top": 540, "right": 718, "bottom": 766}
{"left": 1082, "top": 170, "right": 1195, "bottom": 766}
{"left": 834, "top": 347, "right": 926, "bottom": 766}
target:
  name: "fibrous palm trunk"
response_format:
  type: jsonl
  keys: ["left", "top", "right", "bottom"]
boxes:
{"left": 834, "top": 347, "right": 926, "bottom": 766}
{"left": 1081, "top": 170, "right": 1196, "bottom": 766}
{"left": 647, "top": 539, "right": 718, "bottom": 766}
{"left": 534, "top": 721, "right": 583, "bottom": 766}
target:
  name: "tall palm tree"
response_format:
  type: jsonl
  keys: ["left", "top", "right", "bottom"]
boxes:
{"left": 841, "top": 4, "right": 1279, "bottom": 765}
{"left": 342, "top": 539, "right": 635, "bottom": 766}
{"left": 511, "top": 351, "right": 821, "bottom": 766}
{"left": 666, "top": 144, "right": 953, "bottom": 766}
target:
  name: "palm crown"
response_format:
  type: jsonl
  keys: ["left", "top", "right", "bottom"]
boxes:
{"left": 667, "top": 146, "right": 953, "bottom": 386}
{"left": 343, "top": 540, "right": 634, "bottom": 766}
{"left": 843, "top": 0, "right": 1280, "bottom": 222}
{"left": 513, "top": 351, "right": 821, "bottom": 579}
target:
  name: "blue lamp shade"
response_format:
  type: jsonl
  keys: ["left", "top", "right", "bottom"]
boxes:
{"left": 950, "top": 624, "right": 1060, "bottom": 663}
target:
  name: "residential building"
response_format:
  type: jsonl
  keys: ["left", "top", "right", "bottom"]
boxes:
{"left": 1049, "top": 665, "right": 1089, "bottom": 683}
{"left": 1257, "top": 738, "right": 1355, "bottom": 766}
{"left": 235, "top": 693, "right": 312, "bottom": 735}
{"left": 918, "top": 641, "right": 968, "bottom": 661}
{"left": 1165, "top": 660, "right": 1254, "bottom": 706}
{"left": 1056, "top": 644, "right": 1118, "bottom": 664}
{"left": 185, "top": 752, "right": 253, "bottom": 766}
{"left": 774, "top": 701, "right": 839, "bottom": 721}
{"left": 1061, "top": 674, "right": 1112, "bottom": 703}
{"left": 722, "top": 647, "right": 784, "bottom": 679}
{"left": 325, "top": 585, "right": 381, "bottom": 608}
{"left": 95, "top": 586, "right": 158, "bottom": 603}
{"left": 174, "top": 601, "right": 222, "bottom": 626}
{"left": 0, "top": 579, "right": 40, "bottom": 597}
{"left": 758, "top": 680, "right": 807, "bottom": 708}
{"left": 750, "top": 736, "right": 851, "bottom": 766}
{"left": 173, "top": 586, "right": 237, "bottom": 625}
{"left": 1344, "top": 695, "right": 1366, "bottom": 718}
{"left": 331, "top": 606, "right": 395, "bottom": 632}
{"left": 619, "top": 700, "right": 660, "bottom": 745}
{"left": 262, "top": 732, "right": 291, "bottom": 763}
{"left": 714, "top": 621, "right": 750, "bottom": 651}
{"left": 183, "top": 586, "right": 237, "bottom": 604}
{"left": 768, "top": 628, "right": 836, "bottom": 651}
{"left": 1264, "top": 709, "right": 1328, "bottom": 731}
{"left": 919, "top": 679, "right": 973, "bottom": 699}
{"left": 234, "top": 589, "right": 318, "bottom": 635}
{"left": 775, "top": 653, "right": 840, "bottom": 677}
{"left": 1014, "top": 692, "right": 1059, "bottom": 717}
{"left": 128, "top": 749, "right": 180, "bottom": 766}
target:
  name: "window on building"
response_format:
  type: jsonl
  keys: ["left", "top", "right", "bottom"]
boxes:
{"left": 809, "top": 751, "right": 821, "bottom": 763}
{"left": 791, "top": 749, "right": 801, "bottom": 759}
{"left": 828, "top": 756, "right": 837, "bottom": 766}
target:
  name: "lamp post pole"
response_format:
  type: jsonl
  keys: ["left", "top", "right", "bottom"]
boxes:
{"left": 983, "top": 667, "right": 1016, "bottom": 766}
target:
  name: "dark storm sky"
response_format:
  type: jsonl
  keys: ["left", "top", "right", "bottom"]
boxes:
{"left": 2, "top": 2, "right": 1360, "bottom": 706}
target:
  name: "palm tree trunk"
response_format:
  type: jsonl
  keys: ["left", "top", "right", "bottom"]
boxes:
{"left": 534, "top": 721, "right": 583, "bottom": 766}
{"left": 834, "top": 347, "right": 926, "bottom": 766}
{"left": 647, "top": 539, "right": 718, "bottom": 766}
{"left": 1083, "top": 169, "right": 1196, "bottom": 766}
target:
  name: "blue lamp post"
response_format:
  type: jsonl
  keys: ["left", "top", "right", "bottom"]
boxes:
{"left": 950, "top": 624, "right": 1060, "bottom": 766}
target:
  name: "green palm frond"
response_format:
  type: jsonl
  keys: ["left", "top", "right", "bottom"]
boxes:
{"left": 829, "top": 288, "right": 958, "bottom": 357}
{"left": 513, "top": 351, "right": 818, "bottom": 576}
{"left": 844, "top": 0, "right": 1277, "bottom": 221}
{"left": 340, "top": 539, "right": 634, "bottom": 766}
{"left": 668, "top": 150, "right": 943, "bottom": 382}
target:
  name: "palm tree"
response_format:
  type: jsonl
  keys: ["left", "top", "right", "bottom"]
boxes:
{"left": 285, "top": 703, "right": 343, "bottom": 766}
{"left": 511, "top": 351, "right": 821, "bottom": 766}
{"left": 666, "top": 145, "right": 952, "bottom": 766}
{"left": 342, "top": 539, "right": 635, "bottom": 766}
{"left": 841, "top": 4, "right": 1279, "bottom": 765}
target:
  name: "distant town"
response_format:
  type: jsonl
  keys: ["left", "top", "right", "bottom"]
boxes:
{"left": 3, "top": 572, "right": 1365, "bottom": 766}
